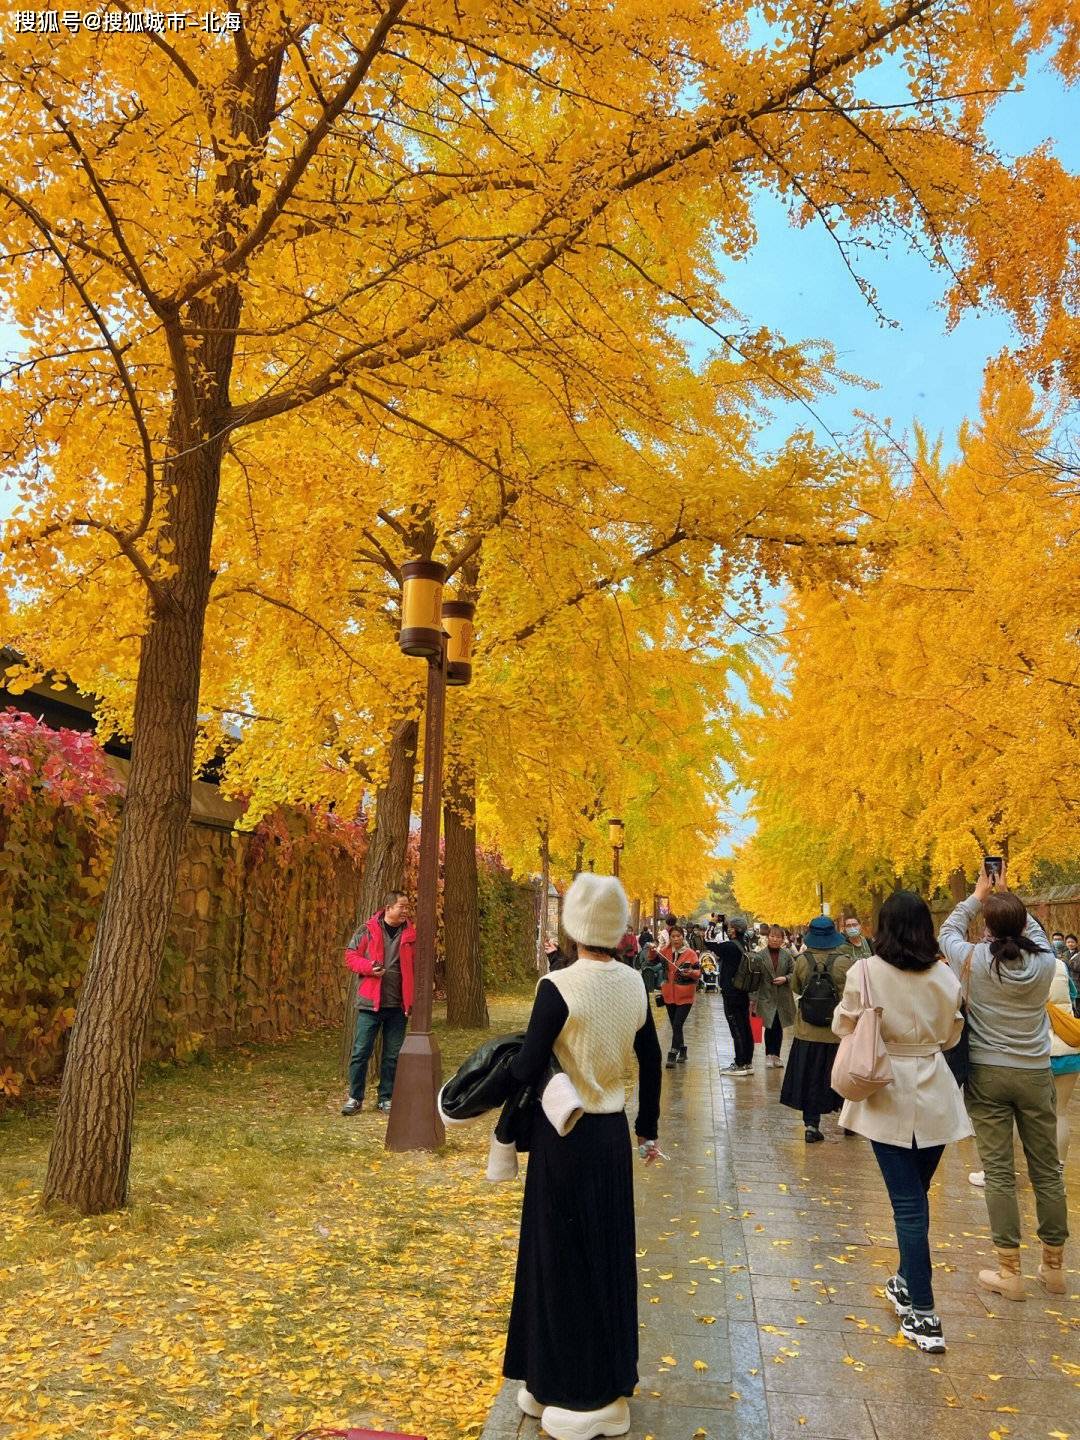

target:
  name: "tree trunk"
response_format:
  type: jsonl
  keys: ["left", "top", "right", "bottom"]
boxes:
{"left": 338, "top": 716, "right": 419, "bottom": 1078}
{"left": 443, "top": 764, "right": 487, "bottom": 1028}
{"left": 43, "top": 442, "right": 223, "bottom": 1213}
{"left": 42, "top": 54, "right": 284, "bottom": 1214}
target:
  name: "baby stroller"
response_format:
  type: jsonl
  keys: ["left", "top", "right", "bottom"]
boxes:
{"left": 699, "top": 952, "right": 720, "bottom": 993}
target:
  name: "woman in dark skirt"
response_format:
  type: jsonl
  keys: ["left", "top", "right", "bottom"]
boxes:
{"left": 780, "top": 915, "right": 855, "bottom": 1142}
{"left": 503, "top": 873, "right": 663, "bottom": 1440}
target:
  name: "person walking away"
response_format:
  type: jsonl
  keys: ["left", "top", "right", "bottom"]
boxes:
{"left": 503, "top": 873, "right": 663, "bottom": 1440}
{"left": 755, "top": 924, "right": 796, "bottom": 1069}
{"left": 1048, "top": 955, "right": 1080, "bottom": 1166}
{"left": 781, "top": 915, "right": 855, "bottom": 1141}
{"left": 939, "top": 862, "right": 1066, "bottom": 1299}
{"left": 832, "top": 891, "right": 971, "bottom": 1352}
{"left": 659, "top": 924, "right": 701, "bottom": 1068}
{"left": 342, "top": 891, "right": 414, "bottom": 1115}
{"left": 714, "top": 916, "right": 757, "bottom": 1075}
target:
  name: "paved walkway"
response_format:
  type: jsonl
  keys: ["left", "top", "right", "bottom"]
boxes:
{"left": 481, "top": 992, "right": 1080, "bottom": 1440}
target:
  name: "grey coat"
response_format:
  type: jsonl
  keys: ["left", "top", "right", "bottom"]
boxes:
{"left": 753, "top": 946, "right": 797, "bottom": 1028}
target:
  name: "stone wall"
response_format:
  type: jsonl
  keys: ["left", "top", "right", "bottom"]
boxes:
{"left": 149, "top": 813, "right": 363, "bottom": 1061}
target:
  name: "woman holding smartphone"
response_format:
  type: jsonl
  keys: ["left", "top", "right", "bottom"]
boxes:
{"left": 939, "top": 861, "right": 1066, "bottom": 1299}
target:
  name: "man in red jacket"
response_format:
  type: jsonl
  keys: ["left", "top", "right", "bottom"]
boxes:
{"left": 341, "top": 890, "right": 415, "bottom": 1115}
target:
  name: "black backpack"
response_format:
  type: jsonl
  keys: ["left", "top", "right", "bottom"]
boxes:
{"left": 799, "top": 955, "right": 840, "bottom": 1027}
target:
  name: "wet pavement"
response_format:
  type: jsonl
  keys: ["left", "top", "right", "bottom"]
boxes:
{"left": 480, "top": 991, "right": 1080, "bottom": 1440}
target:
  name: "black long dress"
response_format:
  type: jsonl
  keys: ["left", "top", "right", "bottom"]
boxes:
{"left": 502, "top": 977, "right": 662, "bottom": 1411}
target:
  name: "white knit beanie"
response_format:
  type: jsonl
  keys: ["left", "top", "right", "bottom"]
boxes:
{"left": 561, "top": 873, "right": 629, "bottom": 949}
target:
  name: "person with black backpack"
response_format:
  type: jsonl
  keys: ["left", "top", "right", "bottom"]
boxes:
{"left": 713, "top": 916, "right": 757, "bottom": 1075}
{"left": 780, "top": 915, "right": 856, "bottom": 1141}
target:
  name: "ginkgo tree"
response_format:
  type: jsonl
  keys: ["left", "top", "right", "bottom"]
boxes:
{"left": 733, "top": 362, "right": 1080, "bottom": 920}
{"left": 1, "top": 0, "right": 1077, "bottom": 1213}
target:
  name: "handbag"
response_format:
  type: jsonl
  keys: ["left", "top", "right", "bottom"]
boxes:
{"left": 1047, "top": 1001, "right": 1080, "bottom": 1047}
{"left": 944, "top": 945, "right": 973, "bottom": 1088}
{"left": 831, "top": 957, "right": 894, "bottom": 1102}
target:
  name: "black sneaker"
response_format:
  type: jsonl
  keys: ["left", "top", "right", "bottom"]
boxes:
{"left": 722, "top": 1061, "right": 742, "bottom": 1074}
{"left": 900, "top": 1311, "right": 946, "bottom": 1352}
{"left": 885, "top": 1274, "right": 912, "bottom": 1317}
{"left": 341, "top": 1097, "right": 362, "bottom": 1116}
{"left": 804, "top": 1126, "right": 824, "bottom": 1143}
{"left": 666, "top": 1050, "right": 678, "bottom": 1069}
{"left": 676, "top": 1048, "right": 688, "bottom": 1064}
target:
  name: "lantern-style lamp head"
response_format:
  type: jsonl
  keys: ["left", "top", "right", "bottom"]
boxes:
{"left": 608, "top": 817, "right": 625, "bottom": 850}
{"left": 399, "top": 560, "right": 447, "bottom": 659}
{"left": 443, "top": 598, "right": 476, "bottom": 686}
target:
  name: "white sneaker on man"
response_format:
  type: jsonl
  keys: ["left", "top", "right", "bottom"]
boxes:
{"left": 969, "top": 1171, "right": 986, "bottom": 1188}
{"left": 540, "top": 1398, "right": 630, "bottom": 1440}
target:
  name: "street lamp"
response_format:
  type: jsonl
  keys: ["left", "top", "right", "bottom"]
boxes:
{"left": 387, "top": 567, "right": 475, "bottom": 1153}
{"left": 608, "top": 816, "right": 624, "bottom": 878}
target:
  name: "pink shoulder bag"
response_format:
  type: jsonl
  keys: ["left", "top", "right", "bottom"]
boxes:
{"left": 831, "top": 957, "right": 894, "bottom": 1101}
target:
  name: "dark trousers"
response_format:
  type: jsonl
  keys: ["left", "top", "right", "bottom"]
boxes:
{"left": 764, "top": 1011, "right": 784, "bottom": 1057}
{"left": 348, "top": 1005, "right": 408, "bottom": 1104}
{"left": 665, "top": 1002, "right": 692, "bottom": 1052}
{"left": 803, "top": 1108, "right": 820, "bottom": 1129}
{"left": 870, "top": 1138, "right": 945, "bottom": 1311}
{"left": 723, "top": 989, "right": 754, "bottom": 1067}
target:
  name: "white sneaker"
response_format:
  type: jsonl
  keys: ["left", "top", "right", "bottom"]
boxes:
{"left": 767, "top": 1056, "right": 783, "bottom": 1069}
{"left": 969, "top": 1171, "right": 986, "bottom": 1188}
{"left": 517, "top": 1387, "right": 543, "bottom": 1418}
{"left": 540, "top": 1399, "right": 630, "bottom": 1440}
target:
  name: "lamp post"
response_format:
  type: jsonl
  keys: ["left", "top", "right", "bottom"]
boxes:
{"left": 387, "top": 561, "right": 475, "bottom": 1153}
{"left": 608, "top": 816, "right": 624, "bottom": 878}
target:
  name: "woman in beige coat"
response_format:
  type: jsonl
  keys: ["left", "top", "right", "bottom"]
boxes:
{"left": 832, "top": 890, "right": 971, "bottom": 1354}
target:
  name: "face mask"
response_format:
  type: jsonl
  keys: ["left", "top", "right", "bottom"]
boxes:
{"left": 1053, "top": 940, "right": 1066, "bottom": 956}
{"left": 845, "top": 924, "right": 861, "bottom": 938}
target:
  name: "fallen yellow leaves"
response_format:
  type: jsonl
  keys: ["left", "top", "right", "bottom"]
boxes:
{"left": 0, "top": 1013, "right": 533, "bottom": 1440}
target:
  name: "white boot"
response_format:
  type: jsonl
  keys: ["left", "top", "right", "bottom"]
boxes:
{"left": 540, "top": 1398, "right": 630, "bottom": 1439}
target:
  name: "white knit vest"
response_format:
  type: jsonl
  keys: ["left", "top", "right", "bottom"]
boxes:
{"left": 544, "top": 959, "right": 648, "bottom": 1114}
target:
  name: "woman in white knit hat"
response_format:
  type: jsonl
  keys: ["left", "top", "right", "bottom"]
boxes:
{"left": 502, "top": 873, "right": 663, "bottom": 1440}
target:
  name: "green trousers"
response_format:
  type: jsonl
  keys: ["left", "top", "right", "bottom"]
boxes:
{"left": 966, "top": 1062, "right": 1069, "bottom": 1250}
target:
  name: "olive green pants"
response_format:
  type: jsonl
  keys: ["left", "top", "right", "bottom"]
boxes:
{"left": 966, "top": 1063, "right": 1069, "bottom": 1250}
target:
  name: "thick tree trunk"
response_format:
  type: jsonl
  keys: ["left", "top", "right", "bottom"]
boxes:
{"left": 443, "top": 765, "right": 487, "bottom": 1028}
{"left": 42, "top": 53, "right": 283, "bottom": 1213}
{"left": 338, "top": 717, "right": 419, "bottom": 1078}
{"left": 43, "top": 445, "right": 222, "bottom": 1213}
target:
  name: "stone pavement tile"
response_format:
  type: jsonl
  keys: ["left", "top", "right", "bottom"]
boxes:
{"left": 638, "top": 1332, "right": 734, "bottom": 1377}
{"left": 868, "top": 1401, "right": 1076, "bottom": 1440}
{"left": 622, "top": 1400, "right": 739, "bottom": 1439}
{"left": 765, "top": 1393, "right": 876, "bottom": 1439}
{"left": 761, "top": 1353, "right": 960, "bottom": 1401}
{"left": 944, "top": 1370, "right": 1080, "bottom": 1415}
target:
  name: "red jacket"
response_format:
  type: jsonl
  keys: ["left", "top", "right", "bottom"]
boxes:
{"left": 660, "top": 945, "right": 701, "bottom": 1005}
{"left": 345, "top": 910, "right": 416, "bottom": 1013}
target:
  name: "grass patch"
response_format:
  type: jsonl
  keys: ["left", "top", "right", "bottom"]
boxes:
{"left": 0, "top": 995, "right": 535, "bottom": 1440}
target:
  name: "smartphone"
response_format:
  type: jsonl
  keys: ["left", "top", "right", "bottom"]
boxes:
{"left": 984, "top": 856, "right": 1003, "bottom": 883}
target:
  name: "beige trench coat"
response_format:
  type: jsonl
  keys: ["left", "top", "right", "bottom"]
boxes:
{"left": 832, "top": 955, "right": 973, "bottom": 1147}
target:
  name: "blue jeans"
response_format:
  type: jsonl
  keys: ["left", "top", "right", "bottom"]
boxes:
{"left": 348, "top": 1006, "right": 408, "bottom": 1104}
{"left": 871, "top": 1138, "right": 945, "bottom": 1310}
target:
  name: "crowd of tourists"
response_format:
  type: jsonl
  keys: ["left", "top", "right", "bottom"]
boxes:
{"left": 342, "top": 866, "right": 1077, "bottom": 1440}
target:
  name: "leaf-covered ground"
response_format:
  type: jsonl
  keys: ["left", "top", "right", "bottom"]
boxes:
{"left": 0, "top": 996, "right": 535, "bottom": 1440}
